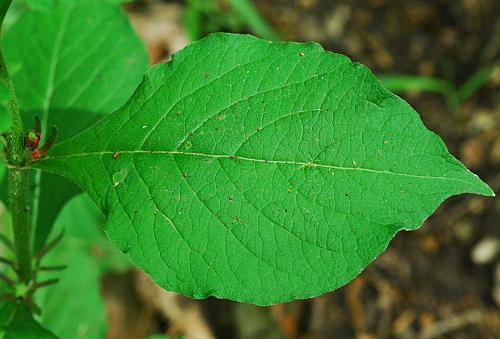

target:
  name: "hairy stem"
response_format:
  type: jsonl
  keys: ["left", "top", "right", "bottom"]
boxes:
{"left": 0, "top": 44, "right": 32, "bottom": 282}
{"left": 8, "top": 168, "right": 31, "bottom": 283}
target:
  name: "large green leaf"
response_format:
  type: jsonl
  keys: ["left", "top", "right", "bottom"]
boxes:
{"left": 0, "top": 302, "right": 57, "bottom": 339}
{"left": 34, "top": 33, "right": 494, "bottom": 305}
{"left": 1, "top": 0, "right": 148, "bottom": 250}
{"left": 36, "top": 193, "right": 129, "bottom": 339}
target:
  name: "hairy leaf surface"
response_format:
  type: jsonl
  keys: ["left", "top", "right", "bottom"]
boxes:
{"left": 35, "top": 33, "right": 494, "bottom": 305}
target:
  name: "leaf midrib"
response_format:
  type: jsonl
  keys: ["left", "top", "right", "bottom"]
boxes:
{"left": 31, "top": 4, "right": 75, "bottom": 236}
{"left": 38, "top": 149, "right": 471, "bottom": 184}
{"left": 41, "top": 4, "right": 75, "bottom": 134}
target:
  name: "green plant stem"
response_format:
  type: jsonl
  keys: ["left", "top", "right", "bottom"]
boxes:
{"left": 0, "top": 46, "right": 32, "bottom": 283}
{"left": 8, "top": 168, "right": 30, "bottom": 282}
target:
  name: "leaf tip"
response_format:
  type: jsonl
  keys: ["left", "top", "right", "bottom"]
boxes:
{"left": 479, "top": 182, "right": 495, "bottom": 197}
{"left": 465, "top": 171, "right": 495, "bottom": 197}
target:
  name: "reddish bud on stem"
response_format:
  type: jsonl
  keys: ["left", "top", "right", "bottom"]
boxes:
{"left": 24, "top": 130, "right": 41, "bottom": 150}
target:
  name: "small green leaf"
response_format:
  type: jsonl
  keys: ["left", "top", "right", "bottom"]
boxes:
{"left": 0, "top": 302, "right": 58, "bottom": 339}
{"left": 1, "top": 0, "right": 148, "bottom": 250}
{"left": 35, "top": 33, "right": 494, "bottom": 305}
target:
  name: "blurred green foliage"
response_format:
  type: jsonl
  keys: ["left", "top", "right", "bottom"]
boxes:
{"left": 185, "top": 0, "right": 279, "bottom": 41}
{"left": 1, "top": 302, "right": 57, "bottom": 338}
{"left": 380, "top": 62, "right": 499, "bottom": 110}
{"left": 35, "top": 194, "right": 130, "bottom": 339}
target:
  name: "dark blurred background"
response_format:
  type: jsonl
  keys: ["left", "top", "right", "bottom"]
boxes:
{"left": 96, "top": 0, "right": 500, "bottom": 338}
